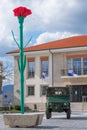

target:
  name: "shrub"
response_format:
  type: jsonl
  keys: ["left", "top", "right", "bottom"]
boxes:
{"left": 12, "top": 105, "right": 20, "bottom": 110}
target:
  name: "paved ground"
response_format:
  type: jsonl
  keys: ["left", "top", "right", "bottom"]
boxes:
{"left": 1, "top": 112, "right": 87, "bottom": 130}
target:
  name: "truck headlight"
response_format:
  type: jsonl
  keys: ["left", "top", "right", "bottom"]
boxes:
{"left": 64, "top": 103, "right": 68, "bottom": 106}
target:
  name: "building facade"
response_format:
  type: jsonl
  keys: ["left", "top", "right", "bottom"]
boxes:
{"left": 9, "top": 35, "right": 87, "bottom": 111}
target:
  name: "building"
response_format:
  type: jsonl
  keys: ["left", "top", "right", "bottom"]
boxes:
{"left": 8, "top": 35, "right": 87, "bottom": 111}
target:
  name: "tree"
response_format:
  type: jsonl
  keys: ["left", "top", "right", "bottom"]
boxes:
{"left": 0, "top": 61, "right": 14, "bottom": 88}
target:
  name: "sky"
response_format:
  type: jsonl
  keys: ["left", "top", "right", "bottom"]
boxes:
{"left": 1, "top": 0, "right": 87, "bottom": 85}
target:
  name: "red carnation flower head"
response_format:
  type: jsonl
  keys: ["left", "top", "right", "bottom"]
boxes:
{"left": 13, "top": 6, "right": 32, "bottom": 18}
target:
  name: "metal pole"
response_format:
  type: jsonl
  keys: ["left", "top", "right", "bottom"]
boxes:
{"left": 49, "top": 50, "right": 54, "bottom": 87}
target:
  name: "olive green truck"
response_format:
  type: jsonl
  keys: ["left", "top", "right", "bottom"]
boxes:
{"left": 46, "top": 87, "right": 71, "bottom": 119}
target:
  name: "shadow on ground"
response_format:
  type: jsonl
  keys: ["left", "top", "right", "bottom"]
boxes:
{"left": 35, "top": 126, "right": 59, "bottom": 129}
{"left": 50, "top": 116, "right": 87, "bottom": 120}
{"left": 70, "top": 117, "right": 87, "bottom": 120}
{"left": 10, "top": 126, "right": 59, "bottom": 129}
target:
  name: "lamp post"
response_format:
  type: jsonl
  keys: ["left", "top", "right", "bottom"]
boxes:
{"left": 13, "top": 6, "right": 32, "bottom": 114}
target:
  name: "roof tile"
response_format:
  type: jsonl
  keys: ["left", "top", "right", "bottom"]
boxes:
{"left": 8, "top": 35, "right": 87, "bottom": 54}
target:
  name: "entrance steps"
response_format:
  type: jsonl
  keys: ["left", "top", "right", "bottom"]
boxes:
{"left": 71, "top": 103, "right": 87, "bottom": 112}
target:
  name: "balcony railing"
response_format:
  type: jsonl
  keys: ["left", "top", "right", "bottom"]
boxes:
{"left": 61, "top": 68, "right": 87, "bottom": 77}
{"left": 27, "top": 71, "right": 35, "bottom": 78}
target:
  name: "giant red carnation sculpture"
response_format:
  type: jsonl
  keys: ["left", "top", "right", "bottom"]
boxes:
{"left": 12, "top": 6, "right": 32, "bottom": 114}
{"left": 13, "top": 6, "right": 32, "bottom": 18}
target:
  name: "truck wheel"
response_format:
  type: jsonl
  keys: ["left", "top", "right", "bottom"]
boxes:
{"left": 46, "top": 109, "right": 51, "bottom": 119}
{"left": 66, "top": 110, "right": 71, "bottom": 119}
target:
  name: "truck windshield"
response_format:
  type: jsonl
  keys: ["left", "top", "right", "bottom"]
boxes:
{"left": 47, "top": 87, "right": 69, "bottom": 96}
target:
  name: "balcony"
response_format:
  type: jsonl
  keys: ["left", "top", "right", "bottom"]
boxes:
{"left": 61, "top": 68, "right": 87, "bottom": 78}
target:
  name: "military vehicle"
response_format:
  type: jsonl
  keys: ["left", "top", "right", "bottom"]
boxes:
{"left": 46, "top": 87, "right": 71, "bottom": 119}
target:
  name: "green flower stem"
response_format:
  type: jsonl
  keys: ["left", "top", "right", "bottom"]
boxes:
{"left": 18, "top": 17, "right": 25, "bottom": 114}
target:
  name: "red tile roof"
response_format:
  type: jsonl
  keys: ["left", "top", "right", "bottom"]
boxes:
{"left": 8, "top": 35, "right": 87, "bottom": 54}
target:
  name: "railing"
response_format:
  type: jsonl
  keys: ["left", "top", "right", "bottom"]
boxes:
{"left": 27, "top": 72, "right": 35, "bottom": 78}
{"left": 61, "top": 68, "right": 87, "bottom": 76}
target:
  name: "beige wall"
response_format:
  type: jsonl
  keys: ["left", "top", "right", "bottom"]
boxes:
{"left": 53, "top": 53, "right": 66, "bottom": 86}
{"left": 14, "top": 56, "right": 20, "bottom": 105}
{"left": 25, "top": 53, "right": 50, "bottom": 104}
{"left": 14, "top": 52, "right": 52, "bottom": 108}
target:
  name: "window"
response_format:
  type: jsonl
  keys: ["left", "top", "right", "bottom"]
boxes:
{"left": 27, "top": 86, "right": 34, "bottom": 96}
{"left": 70, "top": 85, "right": 87, "bottom": 102}
{"left": 41, "top": 86, "right": 48, "bottom": 96}
{"left": 28, "top": 58, "right": 35, "bottom": 78}
{"left": 67, "top": 58, "right": 81, "bottom": 76}
{"left": 67, "top": 55, "right": 87, "bottom": 76}
{"left": 83, "top": 58, "right": 87, "bottom": 75}
{"left": 41, "top": 57, "right": 48, "bottom": 78}
{"left": 73, "top": 58, "right": 81, "bottom": 75}
{"left": 67, "top": 58, "right": 72, "bottom": 70}
{"left": 70, "top": 86, "right": 82, "bottom": 102}
{"left": 67, "top": 58, "right": 74, "bottom": 76}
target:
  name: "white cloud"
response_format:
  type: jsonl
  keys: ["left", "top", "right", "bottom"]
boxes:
{"left": 35, "top": 32, "right": 78, "bottom": 44}
{"left": 0, "top": 56, "right": 14, "bottom": 66}
{"left": 0, "top": 0, "right": 86, "bottom": 50}
{"left": 28, "top": 0, "right": 80, "bottom": 32}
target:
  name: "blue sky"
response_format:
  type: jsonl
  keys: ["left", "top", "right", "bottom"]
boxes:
{"left": 1, "top": 0, "right": 87, "bottom": 85}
